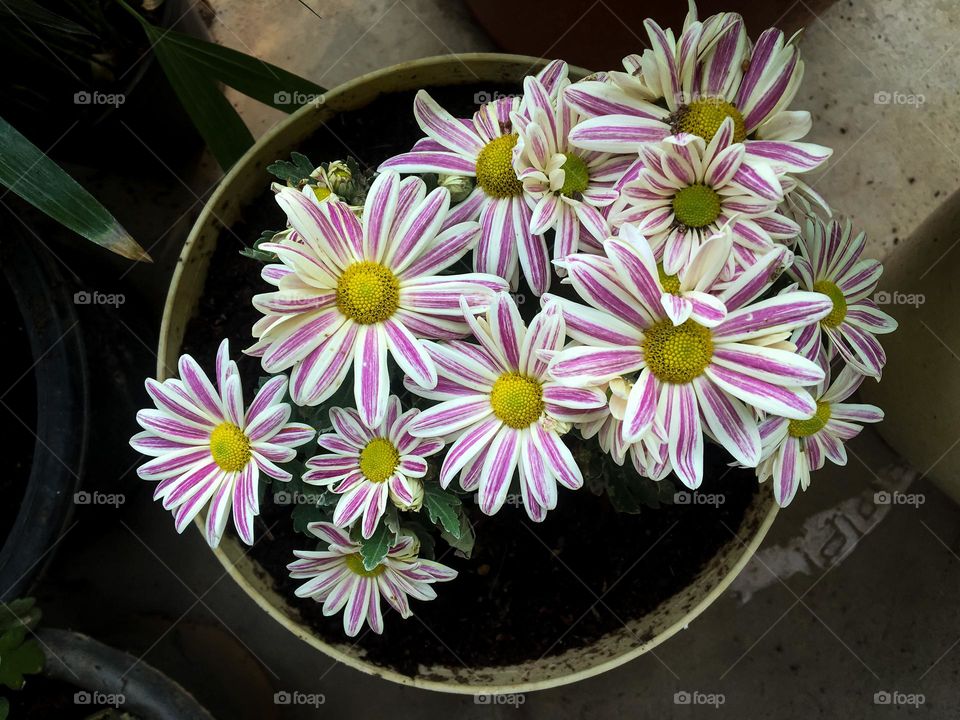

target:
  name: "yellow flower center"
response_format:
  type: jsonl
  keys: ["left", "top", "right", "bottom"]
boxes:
{"left": 475, "top": 134, "right": 523, "bottom": 198}
{"left": 336, "top": 261, "right": 400, "bottom": 324}
{"left": 312, "top": 186, "right": 332, "bottom": 202}
{"left": 676, "top": 98, "right": 747, "bottom": 143}
{"left": 672, "top": 183, "right": 722, "bottom": 228}
{"left": 358, "top": 437, "right": 400, "bottom": 483}
{"left": 643, "top": 319, "right": 714, "bottom": 384}
{"left": 344, "top": 553, "right": 387, "bottom": 577}
{"left": 657, "top": 263, "right": 682, "bottom": 295}
{"left": 788, "top": 401, "right": 832, "bottom": 438}
{"left": 209, "top": 422, "right": 251, "bottom": 472}
{"left": 559, "top": 153, "right": 590, "bottom": 197}
{"left": 490, "top": 372, "right": 544, "bottom": 429}
{"left": 813, "top": 280, "right": 848, "bottom": 328}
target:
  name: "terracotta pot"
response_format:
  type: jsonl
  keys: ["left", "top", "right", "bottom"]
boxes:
{"left": 157, "top": 53, "right": 778, "bottom": 693}
{"left": 861, "top": 190, "right": 960, "bottom": 504}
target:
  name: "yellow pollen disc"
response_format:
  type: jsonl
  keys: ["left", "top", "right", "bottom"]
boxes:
{"left": 788, "top": 401, "right": 832, "bottom": 438}
{"left": 672, "top": 183, "right": 722, "bottom": 228}
{"left": 209, "top": 422, "right": 251, "bottom": 472}
{"left": 813, "top": 280, "right": 848, "bottom": 328}
{"left": 358, "top": 437, "right": 400, "bottom": 483}
{"left": 559, "top": 153, "right": 590, "bottom": 197}
{"left": 677, "top": 98, "right": 747, "bottom": 143}
{"left": 336, "top": 261, "right": 400, "bottom": 324}
{"left": 344, "top": 553, "right": 387, "bottom": 577}
{"left": 657, "top": 263, "right": 682, "bottom": 295}
{"left": 312, "top": 186, "right": 332, "bottom": 202}
{"left": 475, "top": 134, "right": 523, "bottom": 198}
{"left": 490, "top": 372, "right": 544, "bottom": 429}
{"left": 642, "top": 319, "right": 714, "bottom": 384}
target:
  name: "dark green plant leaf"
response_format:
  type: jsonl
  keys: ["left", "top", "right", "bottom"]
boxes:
{"left": 267, "top": 151, "right": 317, "bottom": 186}
{"left": 0, "top": 598, "right": 40, "bottom": 634}
{"left": 239, "top": 228, "right": 282, "bottom": 262}
{"left": 402, "top": 521, "right": 436, "bottom": 561}
{"left": 440, "top": 512, "right": 475, "bottom": 558}
{"left": 359, "top": 521, "right": 395, "bottom": 571}
{"left": 422, "top": 482, "right": 462, "bottom": 537}
{"left": 0, "top": 628, "right": 44, "bottom": 690}
{"left": 0, "top": 696, "right": 8, "bottom": 720}
{"left": 0, "top": 116, "right": 149, "bottom": 260}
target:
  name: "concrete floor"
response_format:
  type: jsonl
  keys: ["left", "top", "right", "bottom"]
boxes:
{"left": 32, "top": 0, "right": 960, "bottom": 718}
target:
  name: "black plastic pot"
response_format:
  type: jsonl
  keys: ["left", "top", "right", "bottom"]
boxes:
{"left": 38, "top": 628, "right": 215, "bottom": 720}
{"left": 0, "top": 238, "right": 88, "bottom": 602}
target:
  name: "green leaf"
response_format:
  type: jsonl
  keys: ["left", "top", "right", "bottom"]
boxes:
{"left": 0, "top": 696, "right": 8, "bottom": 720}
{"left": 440, "top": 512, "right": 475, "bottom": 558}
{"left": 402, "top": 521, "right": 436, "bottom": 560}
{"left": 422, "top": 482, "right": 462, "bottom": 537}
{"left": 266, "top": 152, "right": 317, "bottom": 185}
{"left": 0, "top": 116, "right": 149, "bottom": 261}
{"left": 0, "top": 599, "right": 40, "bottom": 635}
{"left": 359, "top": 521, "right": 395, "bottom": 571}
{"left": 0, "top": 635, "right": 44, "bottom": 690}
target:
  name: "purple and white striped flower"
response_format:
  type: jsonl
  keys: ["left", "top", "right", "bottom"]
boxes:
{"left": 609, "top": 119, "right": 797, "bottom": 277}
{"left": 379, "top": 61, "right": 570, "bottom": 295}
{"left": 246, "top": 170, "right": 508, "bottom": 427}
{"left": 130, "top": 340, "right": 315, "bottom": 548}
{"left": 405, "top": 293, "right": 606, "bottom": 521}
{"left": 788, "top": 215, "right": 897, "bottom": 378}
{"left": 510, "top": 74, "right": 634, "bottom": 274}
{"left": 289, "top": 522, "right": 456, "bottom": 636}
{"left": 302, "top": 396, "right": 444, "bottom": 538}
{"left": 564, "top": 4, "right": 831, "bottom": 174}
{"left": 757, "top": 358, "right": 883, "bottom": 506}
{"left": 545, "top": 228, "right": 831, "bottom": 488}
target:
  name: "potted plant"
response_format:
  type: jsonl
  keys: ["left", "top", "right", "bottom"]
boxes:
{"left": 135, "top": 3, "right": 896, "bottom": 693}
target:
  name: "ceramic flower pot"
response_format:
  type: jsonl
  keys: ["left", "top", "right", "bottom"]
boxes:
{"left": 157, "top": 53, "right": 778, "bottom": 694}
{"left": 860, "top": 190, "right": 960, "bottom": 504}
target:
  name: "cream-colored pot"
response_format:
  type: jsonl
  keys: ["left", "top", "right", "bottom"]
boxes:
{"left": 158, "top": 53, "right": 778, "bottom": 694}
{"left": 862, "top": 190, "right": 960, "bottom": 504}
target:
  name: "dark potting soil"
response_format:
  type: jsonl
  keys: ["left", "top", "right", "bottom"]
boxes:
{"left": 181, "top": 82, "right": 759, "bottom": 674}
{"left": 4, "top": 674, "right": 108, "bottom": 719}
{"left": 0, "top": 275, "right": 36, "bottom": 546}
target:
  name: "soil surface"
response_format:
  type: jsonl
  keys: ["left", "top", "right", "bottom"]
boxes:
{"left": 182, "top": 82, "right": 759, "bottom": 675}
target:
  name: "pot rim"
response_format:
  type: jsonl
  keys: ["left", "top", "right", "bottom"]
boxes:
{"left": 157, "top": 52, "right": 779, "bottom": 695}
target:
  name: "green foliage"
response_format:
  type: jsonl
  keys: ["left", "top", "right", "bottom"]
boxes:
{"left": 581, "top": 440, "right": 676, "bottom": 514}
{"left": 356, "top": 521, "right": 396, "bottom": 571}
{"left": 239, "top": 228, "right": 283, "bottom": 263}
{"left": 267, "top": 152, "right": 318, "bottom": 187}
{"left": 0, "top": 598, "right": 44, "bottom": 691}
{"left": 422, "top": 482, "right": 462, "bottom": 537}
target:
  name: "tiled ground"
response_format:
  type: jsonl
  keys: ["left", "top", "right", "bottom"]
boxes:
{"left": 30, "top": 0, "right": 960, "bottom": 718}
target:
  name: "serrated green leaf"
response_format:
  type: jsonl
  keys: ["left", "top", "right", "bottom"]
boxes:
{"left": 359, "top": 522, "right": 395, "bottom": 571}
{"left": 422, "top": 483, "right": 462, "bottom": 537}
{"left": 0, "top": 636, "right": 44, "bottom": 690}
{"left": 440, "top": 512, "right": 475, "bottom": 558}
{"left": 0, "top": 116, "right": 148, "bottom": 260}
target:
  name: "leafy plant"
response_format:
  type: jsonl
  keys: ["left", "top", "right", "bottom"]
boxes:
{"left": 0, "top": 598, "right": 44, "bottom": 692}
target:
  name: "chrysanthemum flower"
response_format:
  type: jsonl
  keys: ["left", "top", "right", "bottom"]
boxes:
{"left": 302, "top": 396, "right": 444, "bottom": 538}
{"left": 545, "top": 227, "right": 831, "bottom": 488}
{"left": 405, "top": 293, "right": 606, "bottom": 521}
{"left": 289, "top": 522, "right": 456, "bottom": 636}
{"left": 565, "top": 4, "right": 831, "bottom": 176}
{"left": 131, "top": 340, "right": 315, "bottom": 548}
{"left": 246, "top": 170, "right": 508, "bottom": 426}
{"left": 757, "top": 358, "right": 883, "bottom": 506}
{"left": 609, "top": 119, "right": 796, "bottom": 276}
{"left": 510, "top": 75, "right": 634, "bottom": 275}
{"left": 379, "top": 61, "right": 570, "bottom": 294}
{"left": 788, "top": 215, "right": 897, "bottom": 378}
